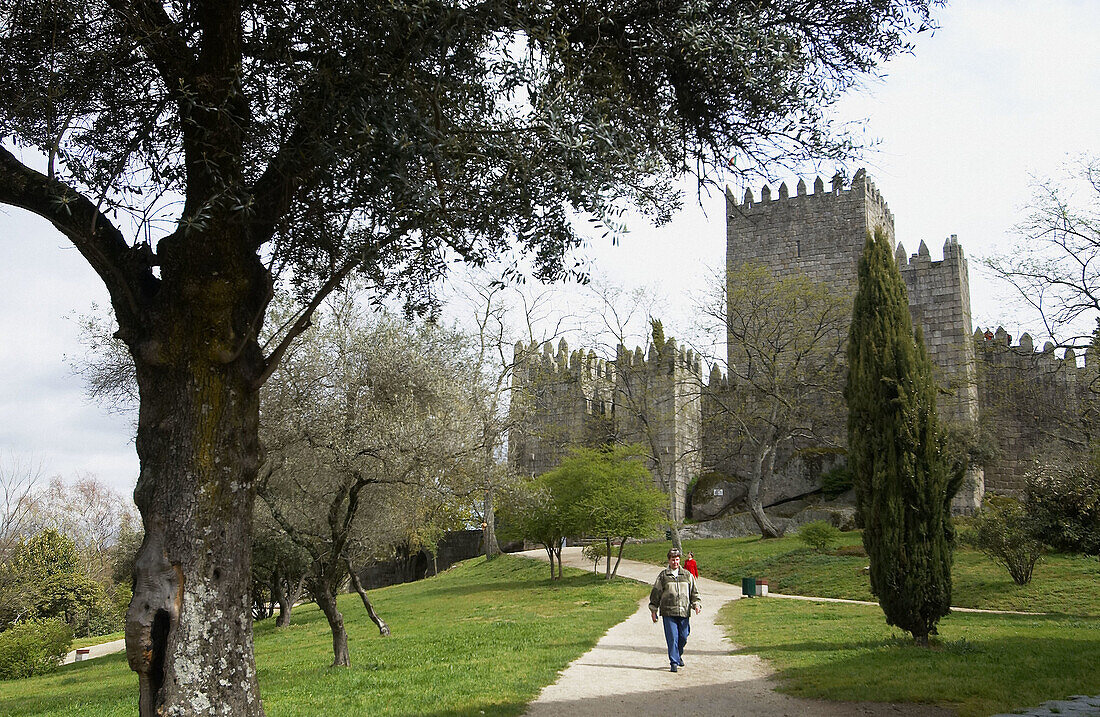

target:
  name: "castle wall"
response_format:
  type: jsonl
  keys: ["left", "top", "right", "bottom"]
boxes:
{"left": 975, "top": 328, "right": 1096, "bottom": 494}
{"left": 509, "top": 169, "right": 1095, "bottom": 522}
{"left": 508, "top": 339, "right": 616, "bottom": 479}
{"left": 897, "top": 236, "right": 979, "bottom": 426}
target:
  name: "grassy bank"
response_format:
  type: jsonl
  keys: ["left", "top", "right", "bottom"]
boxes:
{"left": 718, "top": 597, "right": 1100, "bottom": 717}
{"left": 0, "top": 556, "right": 645, "bottom": 717}
{"left": 622, "top": 534, "right": 1100, "bottom": 614}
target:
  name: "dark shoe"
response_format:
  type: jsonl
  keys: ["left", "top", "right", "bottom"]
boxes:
{"left": 677, "top": 660, "right": 685, "bottom": 667}
{"left": 670, "top": 664, "right": 677, "bottom": 673}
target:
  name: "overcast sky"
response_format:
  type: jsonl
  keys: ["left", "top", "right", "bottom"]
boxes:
{"left": 2, "top": 0, "right": 1099, "bottom": 497}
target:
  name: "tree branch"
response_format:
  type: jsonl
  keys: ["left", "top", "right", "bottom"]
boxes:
{"left": 0, "top": 145, "right": 153, "bottom": 323}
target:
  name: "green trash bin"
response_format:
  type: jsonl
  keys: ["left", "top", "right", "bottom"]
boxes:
{"left": 741, "top": 577, "right": 756, "bottom": 597}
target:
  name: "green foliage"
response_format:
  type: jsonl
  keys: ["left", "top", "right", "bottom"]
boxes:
{"left": 796, "top": 521, "right": 842, "bottom": 553}
{"left": 0, "top": 619, "right": 72, "bottom": 680}
{"left": 555, "top": 445, "right": 667, "bottom": 545}
{"left": 9, "top": 529, "right": 79, "bottom": 580}
{"left": 970, "top": 495, "right": 1043, "bottom": 585}
{"left": 650, "top": 319, "right": 667, "bottom": 355}
{"left": 0, "top": 530, "right": 120, "bottom": 637}
{"left": 1025, "top": 459, "right": 1100, "bottom": 556}
{"left": 845, "top": 228, "right": 958, "bottom": 643}
{"left": 581, "top": 542, "right": 607, "bottom": 573}
{"left": 819, "top": 466, "right": 853, "bottom": 498}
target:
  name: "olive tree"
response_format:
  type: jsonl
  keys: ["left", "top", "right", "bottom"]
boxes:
{"left": 0, "top": 1, "right": 937, "bottom": 710}
{"left": 257, "top": 294, "right": 481, "bottom": 666}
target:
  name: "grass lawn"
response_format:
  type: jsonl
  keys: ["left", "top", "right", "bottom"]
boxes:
{"left": 718, "top": 597, "right": 1100, "bottom": 717}
{"left": 0, "top": 555, "right": 645, "bottom": 717}
{"left": 622, "top": 534, "right": 1100, "bottom": 614}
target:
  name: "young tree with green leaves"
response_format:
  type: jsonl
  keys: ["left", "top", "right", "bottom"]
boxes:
{"left": 846, "top": 228, "right": 961, "bottom": 646}
{"left": 555, "top": 445, "right": 667, "bottom": 579}
{"left": 0, "top": 1, "right": 939, "bottom": 709}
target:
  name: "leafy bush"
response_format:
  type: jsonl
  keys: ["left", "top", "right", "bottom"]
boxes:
{"left": 1025, "top": 462, "right": 1100, "bottom": 556}
{"left": 820, "top": 466, "right": 854, "bottom": 498}
{"left": 581, "top": 542, "right": 607, "bottom": 573}
{"left": 971, "top": 495, "right": 1043, "bottom": 585}
{"left": 797, "top": 521, "right": 842, "bottom": 552}
{"left": 0, "top": 619, "right": 72, "bottom": 680}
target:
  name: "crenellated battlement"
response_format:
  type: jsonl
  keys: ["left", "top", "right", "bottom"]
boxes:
{"left": 895, "top": 234, "right": 966, "bottom": 268}
{"left": 726, "top": 168, "right": 895, "bottom": 229}
{"left": 975, "top": 326, "right": 1097, "bottom": 372}
{"left": 511, "top": 168, "right": 1093, "bottom": 519}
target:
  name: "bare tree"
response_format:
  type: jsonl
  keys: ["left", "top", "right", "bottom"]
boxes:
{"left": 0, "top": 454, "right": 43, "bottom": 560}
{"left": 445, "top": 273, "right": 577, "bottom": 558}
{"left": 577, "top": 282, "right": 702, "bottom": 549}
{"left": 700, "top": 263, "right": 848, "bottom": 537}
{"left": 24, "top": 473, "right": 138, "bottom": 582}
{"left": 984, "top": 157, "right": 1100, "bottom": 351}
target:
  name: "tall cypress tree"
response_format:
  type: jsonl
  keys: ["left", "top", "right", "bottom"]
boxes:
{"left": 846, "top": 228, "right": 956, "bottom": 645}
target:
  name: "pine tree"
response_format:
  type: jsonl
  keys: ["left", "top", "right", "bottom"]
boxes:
{"left": 846, "top": 228, "right": 956, "bottom": 645}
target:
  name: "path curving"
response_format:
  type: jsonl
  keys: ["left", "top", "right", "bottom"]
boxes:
{"left": 519, "top": 547, "right": 951, "bottom": 717}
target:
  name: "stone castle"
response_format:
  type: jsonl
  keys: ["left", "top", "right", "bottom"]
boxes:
{"left": 509, "top": 170, "right": 1097, "bottom": 523}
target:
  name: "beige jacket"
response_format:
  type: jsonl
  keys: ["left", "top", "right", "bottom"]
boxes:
{"left": 649, "top": 568, "right": 701, "bottom": 617}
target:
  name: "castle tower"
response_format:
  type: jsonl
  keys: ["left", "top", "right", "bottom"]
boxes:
{"left": 508, "top": 339, "right": 616, "bottom": 478}
{"left": 614, "top": 340, "right": 703, "bottom": 522}
{"left": 725, "top": 170, "right": 983, "bottom": 512}
{"left": 725, "top": 169, "right": 894, "bottom": 334}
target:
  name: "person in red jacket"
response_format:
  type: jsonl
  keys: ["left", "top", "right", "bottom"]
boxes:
{"left": 683, "top": 551, "right": 698, "bottom": 578}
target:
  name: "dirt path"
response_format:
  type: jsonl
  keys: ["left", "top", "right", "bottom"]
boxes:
{"left": 519, "top": 547, "right": 951, "bottom": 717}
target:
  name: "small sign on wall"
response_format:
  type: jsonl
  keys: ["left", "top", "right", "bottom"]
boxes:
{"left": 713, "top": 488, "right": 723, "bottom": 496}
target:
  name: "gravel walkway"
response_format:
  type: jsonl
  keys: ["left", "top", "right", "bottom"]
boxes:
{"left": 519, "top": 547, "right": 951, "bottom": 717}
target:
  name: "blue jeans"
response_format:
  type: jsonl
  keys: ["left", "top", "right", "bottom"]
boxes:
{"left": 662, "top": 615, "right": 690, "bottom": 666}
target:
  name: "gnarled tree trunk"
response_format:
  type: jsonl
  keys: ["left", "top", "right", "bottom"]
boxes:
{"left": 749, "top": 445, "right": 784, "bottom": 538}
{"left": 125, "top": 306, "right": 267, "bottom": 715}
{"left": 276, "top": 575, "right": 305, "bottom": 628}
{"left": 312, "top": 581, "right": 350, "bottom": 667}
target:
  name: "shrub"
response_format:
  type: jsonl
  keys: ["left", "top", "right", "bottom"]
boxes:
{"left": 972, "top": 495, "right": 1043, "bottom": 585}
{"left": 820, "top": 465, "right": 854, "bottom": 498}
{"left": 581, "top": 543, "right": 607, "bottom": 573}
{"left": 1025, "top": 462, "right": 1100, "bottom": 556}
{"left": 0, "top": 619, "right": 72, "bottom": 680}
{"left": 797, "top": 521, "right": 842, "bottom": 552}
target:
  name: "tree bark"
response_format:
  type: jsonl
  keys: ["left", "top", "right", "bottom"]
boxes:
{"left": 312, "top": 583, "right": 350, "bottom": 667}
{"left": 543, "top": 543, "right": 556, "bottom": 580}
{"left": 276, "top": 575, "right": 305, "bottom": 628}
{"left": 604, "top": 537, "right": 612, "bottom": 580}
{"left": 611, "top": 538, "right": 626, "bottom": 580}
{"left": 125, "top": 284, "right": 268, "bottom": 716}
{"left": 346, "top": 561, "right": 390, "bottom": 637}
{"left": 749, "top": 446, "right": 784, "bottom": 538}
{"left": 483, "top": 487, "right": 501, "bottom": 559}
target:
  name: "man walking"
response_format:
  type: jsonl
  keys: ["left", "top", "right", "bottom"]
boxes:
{"left": 649, "top": 548, "right": 701, "bottom": 673}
